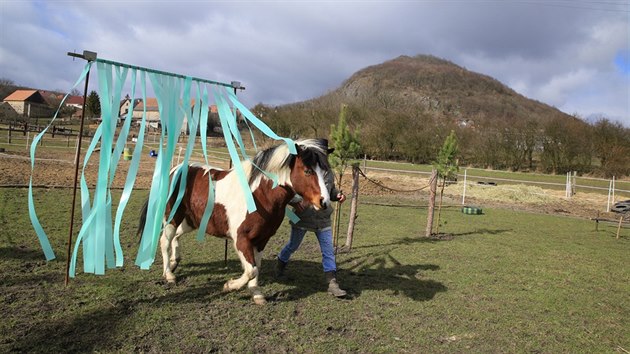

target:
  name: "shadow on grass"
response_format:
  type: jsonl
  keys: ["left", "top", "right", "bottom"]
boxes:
{"left": 6, "top": 274, "right": 230, "bottom": 353}
{"left": 352, "top": 228, "right": 513, "bottom": 250}
{"left": 0, "top": 246, "right": 48, "bottom": 261}
{"left": 6, "top": 254, "right": 444, "bottom": 352}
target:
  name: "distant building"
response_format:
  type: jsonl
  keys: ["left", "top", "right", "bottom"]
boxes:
{"left": 119, "top": 96, "right": 142, "bottom": 118}
{"left": 0, "top": 102, "right": 19, "bottom": 119}
{"left": 132, "top": 98, "right": 219, "bottom": 134}
{"left": 2, "top": 90, "right": 53, "bottom": 118}
{"left": 132, "top": 98, "right": 161, "bottom": 123}
{"left": 65, "top": 95, "right": 84, "bottom": 109}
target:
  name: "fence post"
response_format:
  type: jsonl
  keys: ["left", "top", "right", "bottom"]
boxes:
{"left": 425, "top": 169, "right": 438, "bottom": 237}
{"left": 462, "top": 169, "right": 467, "bottom": 205}
{"left": 363, "top": 154, "right": 367, "bottom": 175}
{"left": 606, "top": 180, "right": 612, "bottom": 212}
{"left": 26, "top": 131, "right": 30, "bottom": 149}
{"left": 612, "top": 176, "right": 616, "bottom": 205}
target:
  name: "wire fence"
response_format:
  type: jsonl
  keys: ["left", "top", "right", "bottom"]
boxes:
{"left": 2, "top": 126, "right": 629, "bottom": 215}
{"left": 359, "top": 163, "right": 630, "bottom": 215}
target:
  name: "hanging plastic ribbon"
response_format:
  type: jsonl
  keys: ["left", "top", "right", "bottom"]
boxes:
{"left": 28, "top": 62, "right": 93, "bottom": 261}
{"left": 31, "top": 55, "right": 304, "bottom": 276}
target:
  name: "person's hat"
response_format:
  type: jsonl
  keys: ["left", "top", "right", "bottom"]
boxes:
{"left": 316, "top": 138, "right": 335, "bottom": 154}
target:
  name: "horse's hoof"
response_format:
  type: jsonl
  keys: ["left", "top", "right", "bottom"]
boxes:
{"left": 170, "top": 258, "right": 181, "bottom": 272}
{"left": 165, "top": 274, "right": 176, "bottom": 283}
{"left": 253, "top": 295, "right": 267, "bottom": 305}
{"left": 223, "top": 280, "right": 233, "bottom": 292}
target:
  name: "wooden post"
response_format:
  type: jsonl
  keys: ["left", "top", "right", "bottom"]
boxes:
{"left": 425, "top": 169, "right": 438, "bottom": 237}
{"left": 595, "top": 211, "right": 599, "bottom": 231}
{"left": 616, "top": 216, "right": 623, "bottom": 240}
{"left": 332, "top": 199, "right": 341, "bottom": 253}
{"left": 344, "top": 164, "right": 360, "bottom": 251}
{"left": 362, "top": 154, "right": 367, "bottom": 174}
{"left": 65, "top": 55, "right": 93, "bottom": 286}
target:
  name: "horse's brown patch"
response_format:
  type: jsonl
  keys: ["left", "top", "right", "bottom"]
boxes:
{"left": 166, "top": 166, "right": 229, "bottom": 236}
{"left": 240, "top": 180, "right": 295, "bottom": 253}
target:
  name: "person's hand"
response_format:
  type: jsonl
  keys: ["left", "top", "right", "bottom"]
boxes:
{"left": 291, "top": 200, "right": 308, "bottom": 213}
{"left": 337, "top": 192, "right": 346, "bottom": 204}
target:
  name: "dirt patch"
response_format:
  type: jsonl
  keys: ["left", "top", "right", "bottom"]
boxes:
{"left": 343, "top": 170, "right": 624, "bottom": 221}
{"left": 0, "top": 149, "right": 624, "bottom": 221}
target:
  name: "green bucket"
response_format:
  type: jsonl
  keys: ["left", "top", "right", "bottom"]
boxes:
{"left": 462, "top": 206, "right": 483, "bottom": 215}
{"left": 123, "top": 147, "right": 132, "bottom": 161}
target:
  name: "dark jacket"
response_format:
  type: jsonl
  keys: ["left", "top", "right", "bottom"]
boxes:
{"left": 290, "top": 169, "right": 341, "bottom": 231}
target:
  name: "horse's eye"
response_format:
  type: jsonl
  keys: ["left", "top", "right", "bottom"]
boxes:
{"left": 304, "top": 169, "right": 314, "bottom": 176}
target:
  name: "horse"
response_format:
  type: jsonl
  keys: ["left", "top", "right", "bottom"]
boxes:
{"left": 137, "top": 139, "right": 332, "bottom": 304}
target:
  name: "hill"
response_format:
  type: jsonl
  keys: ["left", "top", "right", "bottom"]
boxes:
{"left": 334, "top": 55, "right": 566, "bottom": 125}
{"left": 255, "top": 55, "right": 612, "bottom": 174}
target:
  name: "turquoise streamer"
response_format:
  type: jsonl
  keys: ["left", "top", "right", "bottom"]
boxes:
{"left": 214, "top": 90, "right": 257, "bottom": 213}
{"left": 196, "top": 86, "right": 215, "bottom": 241}
{"left": 71, "top": 62, "right": 128, "bottom": 275}
{"left": 30, "top": 58, "right": 303, "bottom": 273}
{"left": 28, "top": 62, "right": 92, "bottom": 261}
{"left": 112, "top": 69, "right": 142, "bottom": 266}
{"left": 225, "top": 87, "right": 296, "bottom": 155}
{"left": 165, "top": 77, "right": 198, "bottom": 225}
{"left": 136, "top": 73, "right": 186, "bottom": 269}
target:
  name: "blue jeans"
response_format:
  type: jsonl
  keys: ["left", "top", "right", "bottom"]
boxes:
{"left": 278, "top": 226, "right": 337, "bottom": 273}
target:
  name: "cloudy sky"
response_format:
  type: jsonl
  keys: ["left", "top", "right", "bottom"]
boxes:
{"left": 1, "top": 0, "right": 628, "bottom": 126}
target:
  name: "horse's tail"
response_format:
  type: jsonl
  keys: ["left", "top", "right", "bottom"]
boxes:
{"left": 137, "top": 198, "right": 149, "bottom": 241}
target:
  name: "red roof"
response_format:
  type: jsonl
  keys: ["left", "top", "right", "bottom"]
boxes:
{"left": 65, "top": 95, "right": 84, "bottom": 105}
{"left": 4, "top": 90, "right": 38, "bottom": 101}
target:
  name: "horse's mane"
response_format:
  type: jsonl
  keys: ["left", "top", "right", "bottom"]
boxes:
{"left": 246, "top": 139, "right": 329, "bottom": 188}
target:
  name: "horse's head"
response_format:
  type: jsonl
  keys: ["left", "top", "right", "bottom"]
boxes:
{"left": 290, "top": 142, "right": 332, "bottom": 211}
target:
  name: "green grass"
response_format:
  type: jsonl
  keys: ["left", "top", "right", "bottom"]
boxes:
{"left": 1, "top": 187, "right": 629, "bottom": 352}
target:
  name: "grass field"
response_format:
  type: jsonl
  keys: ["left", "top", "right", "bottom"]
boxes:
{"left": 1, "top": 188, "right": 628, "bottom": 353}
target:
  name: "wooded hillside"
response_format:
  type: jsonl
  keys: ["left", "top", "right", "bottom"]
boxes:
{"left": 253, "top": 55, "right": 629, "bottom": 177}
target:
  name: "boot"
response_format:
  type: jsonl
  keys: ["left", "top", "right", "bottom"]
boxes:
{"left": 325, "top": 271, "right": 347, "bottom": 298}
{"left": 275, "top": 258, "right": 288, "bottom": 278}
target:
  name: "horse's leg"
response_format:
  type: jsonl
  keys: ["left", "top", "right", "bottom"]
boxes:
{"left": 160, "top": 223, "right": 178, "bottom": 283}
{"left": 223, "top": 235, "right": 258, "bottom": 293}
{"left": 247, "top": 248, "right": 266, "bottom": 305}
{"left": 170, "top": 220, "right": 193, "bottom": 272}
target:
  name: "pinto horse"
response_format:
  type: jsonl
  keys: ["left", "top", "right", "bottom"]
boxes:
{"left": 138, "top": 139, "right": 331, "bottom": 304}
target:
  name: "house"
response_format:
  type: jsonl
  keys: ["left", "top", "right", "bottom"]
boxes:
{"left": 65, "top": 95, "right": 84, "bottom": 109}
{"left": 0, "top": 102, "right": 19, "bottom": 120}
{"left": 131, "top": 98, "right": 222, "bottom": 133}
{"left": 2, "top": 90, "right": 53, "bottom": 118}
{"left": 119, "top": 96, "right": 142, "bottom": 118}
{"left": 38, "top": 90, "right": 64, "bottom": 105}
{"left": 132, "top": 97, "right": 160, "bottom": 122}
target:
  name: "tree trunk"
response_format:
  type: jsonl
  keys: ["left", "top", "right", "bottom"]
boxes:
{"left": 344, "top": 165, "right": 360, "bottom": 251}
{"left": 425, "top": 169, "right": 438, "bottom": 237}
{"left": 332, "top": 202, "right": 341, "bottom": 253}
{"left": 435, "top": 179, "right": 446, "bottom": 235}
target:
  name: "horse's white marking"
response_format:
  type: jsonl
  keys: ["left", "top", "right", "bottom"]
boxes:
{"left": 315, "top": 166, "right": 331, "bottom": 208}
{"left": 224, "top": 250, "right": 258, "bottom": 291}
{"left": 160, "top": 223, "right": 177, "bottom": 282}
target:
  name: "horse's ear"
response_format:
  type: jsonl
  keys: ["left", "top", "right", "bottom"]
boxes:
{"left": 295, "top": 143, "right": 303, "bottom": 154}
